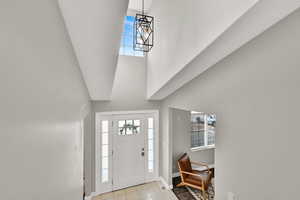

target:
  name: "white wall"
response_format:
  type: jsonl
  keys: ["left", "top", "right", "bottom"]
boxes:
{"left": 171, "top": 108, "right": 214, "bottom": 174}
{"left": 147, "top": 0, "right": 258, "bottom": 98}
{"left": 161, "top": 8, "right": 300, "bottom": 200}
{"left": 93, "top": 56, "right": 161, "bottom": 112}
{"left": 0, "top": 1, "right": 90, "bottom": 200}
{"left": 90, "top": 55, "right": 161, "bottom": 192}
{"left": 84, "top": 112, "right": 93, "bottom": 196}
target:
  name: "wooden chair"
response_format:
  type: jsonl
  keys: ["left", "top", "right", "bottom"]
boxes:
{"left": 177, "top": 153, "right": 212, "bottom": 199}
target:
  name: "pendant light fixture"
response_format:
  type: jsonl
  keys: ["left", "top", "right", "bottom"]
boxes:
{"left": 133, "top": 0, "right": 154, "bottom": 52}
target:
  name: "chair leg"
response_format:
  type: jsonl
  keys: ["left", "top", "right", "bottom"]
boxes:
{"left": 202, "top": 190, "right": 208, "bottom": 200}
{"left": 202, "top": 184, "right": 209, "bottom": 200}
{"left": 176, "top": 182, "right": 185, "bottom": 187}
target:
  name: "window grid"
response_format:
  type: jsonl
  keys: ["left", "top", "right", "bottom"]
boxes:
{"left": 118, "top": 119, "right": 141, "bottom": 135}
{"left": 191, "top": 113, "right": 215, "bottom": 149}
{"left": 148, "top": 118, "right": 154, "bottom": 172}
{"left": 101, "top": 120, "right": 109, "bottom": 183}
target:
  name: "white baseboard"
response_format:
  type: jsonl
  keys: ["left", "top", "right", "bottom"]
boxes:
{"left": 88, "top": 177, "right": 164, "bottom": 198}
{"left": 84, "top": 196, "right": 92, "bottom": 200}
{"left": 85, "top": 191, "right": 102, "bottom": 200}
{"left": 172, "top": 172, "right": 180, "bottom": 178}
{"left": 158, "top": 176, "right": 173, "bottom": 190}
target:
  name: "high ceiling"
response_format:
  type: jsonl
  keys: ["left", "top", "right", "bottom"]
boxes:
{"left": 58, "top": 0, "right": 129, "bottom": 100}
{"left": 58, "top": 0, "right": 300, "bottom": 101}
{"left": 146, "top": 0, "right": 300, "bottom": 99}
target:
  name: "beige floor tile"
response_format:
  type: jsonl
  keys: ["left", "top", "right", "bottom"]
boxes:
{"left": 92, "top": 181, "right": 178, "bottom": 200}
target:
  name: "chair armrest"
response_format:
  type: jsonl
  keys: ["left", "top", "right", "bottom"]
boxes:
{"left": 180, "top": 171, "right": 203, "bottom": 178}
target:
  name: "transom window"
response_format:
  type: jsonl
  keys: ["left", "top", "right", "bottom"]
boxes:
{"left": 119, "top": 16, "right": 144, "bottom": 57}
{"left": 191, "top": 112, "right": 216, "bottom": 149}
{"left": 118, "top": 119, "right": 141, "bottom": 135}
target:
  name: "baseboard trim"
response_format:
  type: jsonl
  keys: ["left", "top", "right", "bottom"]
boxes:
{"left": 89, "top": 177, "right": 163, "bottom": 198}
{"left": 84, "top": 195, "right": 92, "bottom": 200}
{"left": 172, "top": 172, "right": 180, "bottom": 178}
{"left": 158, "top": 176, "right": 173, "bottom": 190}
{"left": 85, "top": 191, "right": 102, "bottom": 200}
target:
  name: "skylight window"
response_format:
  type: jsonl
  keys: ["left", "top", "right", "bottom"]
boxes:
{"left": 119, "top": 16, "right": 144, "bottom": 57}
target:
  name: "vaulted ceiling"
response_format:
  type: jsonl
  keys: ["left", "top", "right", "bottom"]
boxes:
{"left": 58, "top": 0, "right": 300, "bottom": 101}
{"left": 147, "top": 0, "right": 300, "bottom": 99}
{"left": 58, "top": 0, "right": 129, "bottom": 100}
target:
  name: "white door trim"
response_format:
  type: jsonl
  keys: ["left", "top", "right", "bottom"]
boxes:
{"left": 95, "top": 110, "right": 159, "bottom": 195}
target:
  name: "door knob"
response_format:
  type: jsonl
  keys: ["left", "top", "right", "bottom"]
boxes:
{"left": 141, "top": 148, "right": 145, "bottom": 156}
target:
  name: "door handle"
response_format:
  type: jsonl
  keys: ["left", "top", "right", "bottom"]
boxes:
{"left": 141, "top": 148, "right": 145, "bottom": 156}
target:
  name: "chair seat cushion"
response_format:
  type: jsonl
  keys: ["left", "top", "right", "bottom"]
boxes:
{"left": 185, "top": 170, "right": 211, "bottom": 189}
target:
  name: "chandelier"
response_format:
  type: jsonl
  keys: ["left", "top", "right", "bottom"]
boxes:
{"left": 133, "top": 0, "right": 154, "bottom": 52}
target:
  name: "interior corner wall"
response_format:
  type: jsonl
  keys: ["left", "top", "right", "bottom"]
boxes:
{"left": 158, "top": 106, "right": 172, "bottom": 186}
{"left": 92, "top": 56, "right": 161, "bottom": 112}
{"left": 84, "top": 112, "right": 93, "bottom": 196}
{"left": 160, "top": 8, "right": 300, "bottom": 200}
{"left": 171, "top": 108, "right": 215, "bottom": 174}
{"left": 0, "top": 1, "right": 91, "bottom": 200}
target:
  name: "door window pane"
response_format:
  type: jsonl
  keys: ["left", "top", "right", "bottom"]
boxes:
{"left": 102, "top": 133, "right": 108, "bottom": 145}
{"left": 148, "top": 118, "right": 153, "bottom": 129}
{"left": 127, "top": 128, "right": 133, "bottom": 135}
{"left": 148, "top": 129, "right": 154, "bottom": 139}
{"left": 101, "top": 120, "right": 109, "bottom": 183}
{"left": 102, "top": 157, "right": 108, "bottom": 169}
{"left": 134, "top": 120, "right": 140, "bottom": 126}
{"left": 148, "top": 118, "right": 154, "bottom": 173}
{"left": 148, "top": 150, "right": 154, "bottom": 161}
{"left": 102, "top": 145, "right": 108, "bottom": 157}
{"left": 102, "top": 168, "right": 108, "bottom": 183}
{"left": 102, "top": 121, "right": 108, "bottom": 132}
{"left": 118, "top": 119, "right": 141, "bottom": 135}
{"left": 118, "top": 120, "right": 125, "bottom": 128}
{"left": 148, "top": 160, "right": 154, "bottom": 172}
{"left": 148, "top": 139, "right": 153, "bottom": 151}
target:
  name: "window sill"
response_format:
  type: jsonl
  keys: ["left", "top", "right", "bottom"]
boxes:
{"left": 191, "top": 145, "right": 215, "bottom": 152}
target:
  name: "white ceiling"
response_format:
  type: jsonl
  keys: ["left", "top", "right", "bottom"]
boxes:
{"left": 58, "top": 0, "right": 129, "bottom": 100}
{"left": 147, "top": 0, "right": 300, "bottom": 99}
{"left": 128, "top": 0, "right": 153, "bottom": 12}
{"left": 58, "top": 0, "right": 300, "bottom": 101}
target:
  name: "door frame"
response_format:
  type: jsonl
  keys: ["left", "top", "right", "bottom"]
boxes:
{"left": 94, "top": 110, "right": 159, "bottom": 195}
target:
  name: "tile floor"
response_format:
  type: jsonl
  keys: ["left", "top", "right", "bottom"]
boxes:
{"left": 92, "top": 181, "right": 178, "bottom": 200}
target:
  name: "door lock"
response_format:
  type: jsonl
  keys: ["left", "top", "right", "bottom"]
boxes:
{"left": 141, "top": 148, "right": 145, "bottom": 156}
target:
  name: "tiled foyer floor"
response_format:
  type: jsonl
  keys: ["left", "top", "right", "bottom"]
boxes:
{"left": 92, "top": 181, "right": 178, "bottom": 200}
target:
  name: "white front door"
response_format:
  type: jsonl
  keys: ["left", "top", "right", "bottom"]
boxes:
{"left": 95, "top": 111, "right": 158, "bottom": 194}
{"left": 112, "top": 115, "right": 146, "bottom": 190}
